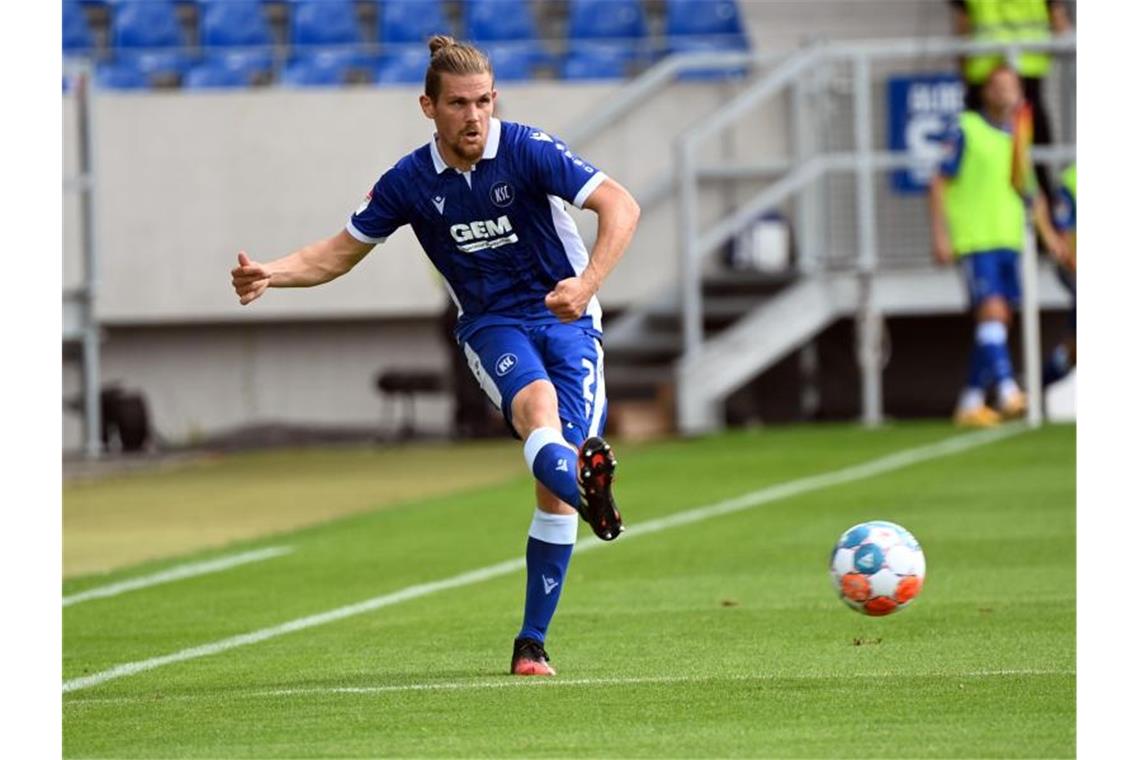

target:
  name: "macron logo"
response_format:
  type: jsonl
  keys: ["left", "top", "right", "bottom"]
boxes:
{"left": 555, "top": 458, "right": 569, "bottom": 473}
{"left": 530, "top": 130, "right": 554, "bottom": 142}
{"left": 432, "top": 196, "right": 446, "bottom": 214}
{"left": 542, "top": 575, "right": 559, "bottom": 595}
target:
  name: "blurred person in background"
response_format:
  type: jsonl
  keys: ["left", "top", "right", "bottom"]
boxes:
{"left": 950, "top": 0, "right": 1073, "bottom": 201}
{"left": 1043, "top": 163, "right": 1076, "bottom": 386}
{"left": 230, "top": 36, "right": 640, "bottom": 677}
{"left": 928, "top": 65, "right": 1070, "bottom": 427}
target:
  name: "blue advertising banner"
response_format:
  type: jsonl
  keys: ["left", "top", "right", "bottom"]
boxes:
{"left": 887, "top": 74, "right": 965, "bottom": 194}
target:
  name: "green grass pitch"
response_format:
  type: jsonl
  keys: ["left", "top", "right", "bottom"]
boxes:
{"left": 63, "top": 422, "right": 1075, "bottom": 758}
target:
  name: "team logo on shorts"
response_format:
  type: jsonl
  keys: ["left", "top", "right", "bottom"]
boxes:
{"left": 490, "top": 182, "right": 514, "bottom": 208}
{"left": 495, "top": 353, "right": 518, "bottom": 376}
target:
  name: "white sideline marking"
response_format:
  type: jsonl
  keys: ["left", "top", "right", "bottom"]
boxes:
{"left": 64, "top": 667, "right": 1071, "bottom": 705}
{"left": 63, "top": 547, "right": 294, "bottom": 607}
{"left": 63, "top": 425, "right": 1024, "bottom": 694}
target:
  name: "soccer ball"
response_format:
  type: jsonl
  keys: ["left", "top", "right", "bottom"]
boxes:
{"left": 829, "top": 521, "right": 925, "bottom": 616}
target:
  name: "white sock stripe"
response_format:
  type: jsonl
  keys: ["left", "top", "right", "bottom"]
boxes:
{"left": 976, "top": 320, "right": 1007, "bottom": 344}
{"left": 523, "top": 427, "right": 573, "bottom": 471}
{"left": 588, "top": 338, "right": 607, "bottom": 437}
{"left": 528, "top": 508, "right": 579, "bottom": 545}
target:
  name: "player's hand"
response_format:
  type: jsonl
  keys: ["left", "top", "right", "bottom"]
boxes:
{"left": 231, "top": 251, "right": 271, "bottom": 305}
{"left": 545, "top": 276, "right": 596, "bottom": 323}
{"left": 932, "top": 235, "right": 954, "bottom": 266}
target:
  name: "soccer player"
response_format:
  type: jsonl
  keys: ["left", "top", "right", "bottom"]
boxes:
{"left": 1043, "top": 163, "right": 1076, "bottom": 386}
{"left": 229, "top": 36, "right": 640, "bottom": 676}
{"left": 928, "top": 65, "right": 1069, "bottom": 427}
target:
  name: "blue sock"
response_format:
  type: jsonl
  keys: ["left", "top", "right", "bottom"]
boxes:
{"left": 966, "top": 343, "right": 989, "bottom": 391}
{"left": 1043, "top": 344, "right": 1072, "bottom": 386}
{"left": 519, "top": 509, "right": 577, "bottom": 643}
{"left": 977, "top": 320, "right": 1014, "bottom": 385}
{"left": 524, "top": 428, "right": 580, "bottom": 507}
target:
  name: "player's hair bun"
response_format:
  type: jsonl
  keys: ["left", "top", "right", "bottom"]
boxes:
{"left": 428, "top": 35, "right": 456, "bottom": 57}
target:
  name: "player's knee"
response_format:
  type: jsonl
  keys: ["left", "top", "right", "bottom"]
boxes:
{"left": 511, "top": 380, "right": 560, "bottom": 435}
{"left": 976, "top": 297, "right": 1010, "bottom": 324}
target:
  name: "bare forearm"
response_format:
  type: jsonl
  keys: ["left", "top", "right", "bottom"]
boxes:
{"left": 265, "top": 234, "right": 369, "bottom": 288}
{"left": 582, "top": 188, "right": 640, "bottom": 293}
{"left": 928, "top": 178, "right": 948, "bottom": 242}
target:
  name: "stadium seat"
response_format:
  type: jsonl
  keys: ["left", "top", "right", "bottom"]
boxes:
{"left": 200, "top": 1, "right": 274, "bottom": 49}
{"left": 185, "top": 61, "right": 252, "bottom": 89}
{"left": 94, "top": 61, "right": 150, "bottom": 90}
{"left": 374, "top": 47, "right": 429, "bottom": 85}
{"left": 566, "top": 0, "right": 647, "bottom": 43}
{"left": 291, "top": 0, "right": 364, "bottom": 49}
{"left": 562, "top": 43, "right": 631, "bottom": 81}
{"left": 63, "top": 1, "right": 94, "bottom": 54}
{"left": 282, "top": 49, "right": 367, "bottom": 86}
{"left": 111, "top": 1, "right": 195, "bottom": 79}
{"left": 378, "top": 0, "right": 450, "bottom": 46}
{"left": 464, "top": 0, "right": 551, "bottom": 71}
{"left": 464, "top": 0, "right": 537, "bottom": 43}
{"left": 205, "top": 48, "right": 276, "bottom": 83}
{"left": 664, "top": 0, "right": 746, "bottom": 39}
{"left": 479, "top": 43, "right": 535, "bottom": 81}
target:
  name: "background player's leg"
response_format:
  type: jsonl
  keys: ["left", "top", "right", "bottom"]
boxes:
{"left": 975, "top": 295, "right": 1023, "bottom": 416}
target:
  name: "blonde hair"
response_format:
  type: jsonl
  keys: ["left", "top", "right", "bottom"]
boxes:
{"left": 425, "top": 35, "right": 493, "bottom": 101}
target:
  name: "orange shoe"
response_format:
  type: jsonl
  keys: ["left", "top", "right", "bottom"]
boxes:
{"left": 953, "top": 405, "right": 1002, "bottom": 428}
{"left": 999, "top": 389, "right": 1027, "bottom": 419}
{"left": 511, "top": 638, "right": 556, "bottom": 676}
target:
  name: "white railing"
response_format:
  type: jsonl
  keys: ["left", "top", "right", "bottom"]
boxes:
{"left": 672, "top": 35, "right": 1075, "bottom": 432}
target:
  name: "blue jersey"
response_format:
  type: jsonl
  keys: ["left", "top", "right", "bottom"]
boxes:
{"left": 346, "top": 118, "right": 608, "bottom": 343}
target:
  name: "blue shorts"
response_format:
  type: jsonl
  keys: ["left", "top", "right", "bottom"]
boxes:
{"left": 462, "top": 322, "right": 607, "bottom": 447}
{"left": 959, "top": 249, "right": 1021, "bottom": 307}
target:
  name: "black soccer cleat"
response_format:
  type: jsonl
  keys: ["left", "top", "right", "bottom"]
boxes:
{"left": 577, "top": 436, "right": 623, "bottom": 541}
{"left": 511, "top": 637, "right": 556, "bottom": 676}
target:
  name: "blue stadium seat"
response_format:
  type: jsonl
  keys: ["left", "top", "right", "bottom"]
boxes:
{"left": 111, "top": 1, "right": 195, "bottom": 77}
{"left": 291, "top": 1, "right": 364, "bottom": 49}
{"left": 562, "top": 43, "right": 632, "bottom": 81}
{"left": 480, "top": 43, "right": 534, "bottom": 81}
{"left": 464, "top": 0, "right": 537, "bottom": 43}
{"left": 63, "top": 2, "right": 94, "bottom": 54}
{"left": 206, "top": 48, "right": 276, "bottom": 80}
{"left": 567, "top": 0, "right": 647, "bottom": 43}
{"left": 94, "top": 61, "right": 150, "bottom": 90}
{"left": 374, "top": 46, "right": 429, "bottom": 85}
{"left": 465, "top": 1, "right": 552, "bottom": 71}
{"left": 184, "top": 61, "right": 253, "bottom": 89}
{"left": 282, "top": 49, "right": 366, "bottom": 86}
{"left": 200, "top": 1, "right": 273, "bottom": 48}
{"left": 665, "top": 0, "right": 745, "bottom": 39}
{"left": 378, "top": 0, "right": 450, "bottom": 45}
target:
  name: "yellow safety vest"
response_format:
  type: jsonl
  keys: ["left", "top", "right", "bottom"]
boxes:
{"left": 963, "top": 0, "right": 1052, "bottom": 84}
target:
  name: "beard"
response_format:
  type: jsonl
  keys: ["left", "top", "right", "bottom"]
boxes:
{"left": 450, "top": 135, "right": 485, "bottom": 163}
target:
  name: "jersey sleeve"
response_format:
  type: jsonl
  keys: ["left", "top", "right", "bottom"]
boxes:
{"left": 346, "top": 168, "right": 407, "bottom": 244}
{"left": 517, "top": 127, "right": 608, "bottom": 209}
{"left": 937, "top": 119, "right": 965, "bottom": 179}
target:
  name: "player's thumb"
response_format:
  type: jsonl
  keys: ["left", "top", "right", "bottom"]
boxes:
{"left": 238, "top": 251, "right": 252, "bottom": 267}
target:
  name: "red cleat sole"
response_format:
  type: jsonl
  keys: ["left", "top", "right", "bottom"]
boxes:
{"left": 512, "top": 660, "right": 556, "bottom": 676}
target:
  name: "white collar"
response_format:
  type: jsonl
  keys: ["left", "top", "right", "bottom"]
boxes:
{"left": 430, "top": 117, "right": 501, "bottom": 174}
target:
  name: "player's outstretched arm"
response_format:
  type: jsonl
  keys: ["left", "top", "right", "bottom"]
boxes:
{"left": 545, "top": 178, "right": 640, "bottom": 322}
{"left": 230, "top": 230, "right": 375, "bottom": 305}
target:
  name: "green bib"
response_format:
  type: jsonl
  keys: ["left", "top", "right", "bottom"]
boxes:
{"left": 944, "top": 111, "right": 1025, "bottom": 257}
{"left": 963, "top": 0, "right": 1052, "bottom": 83}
